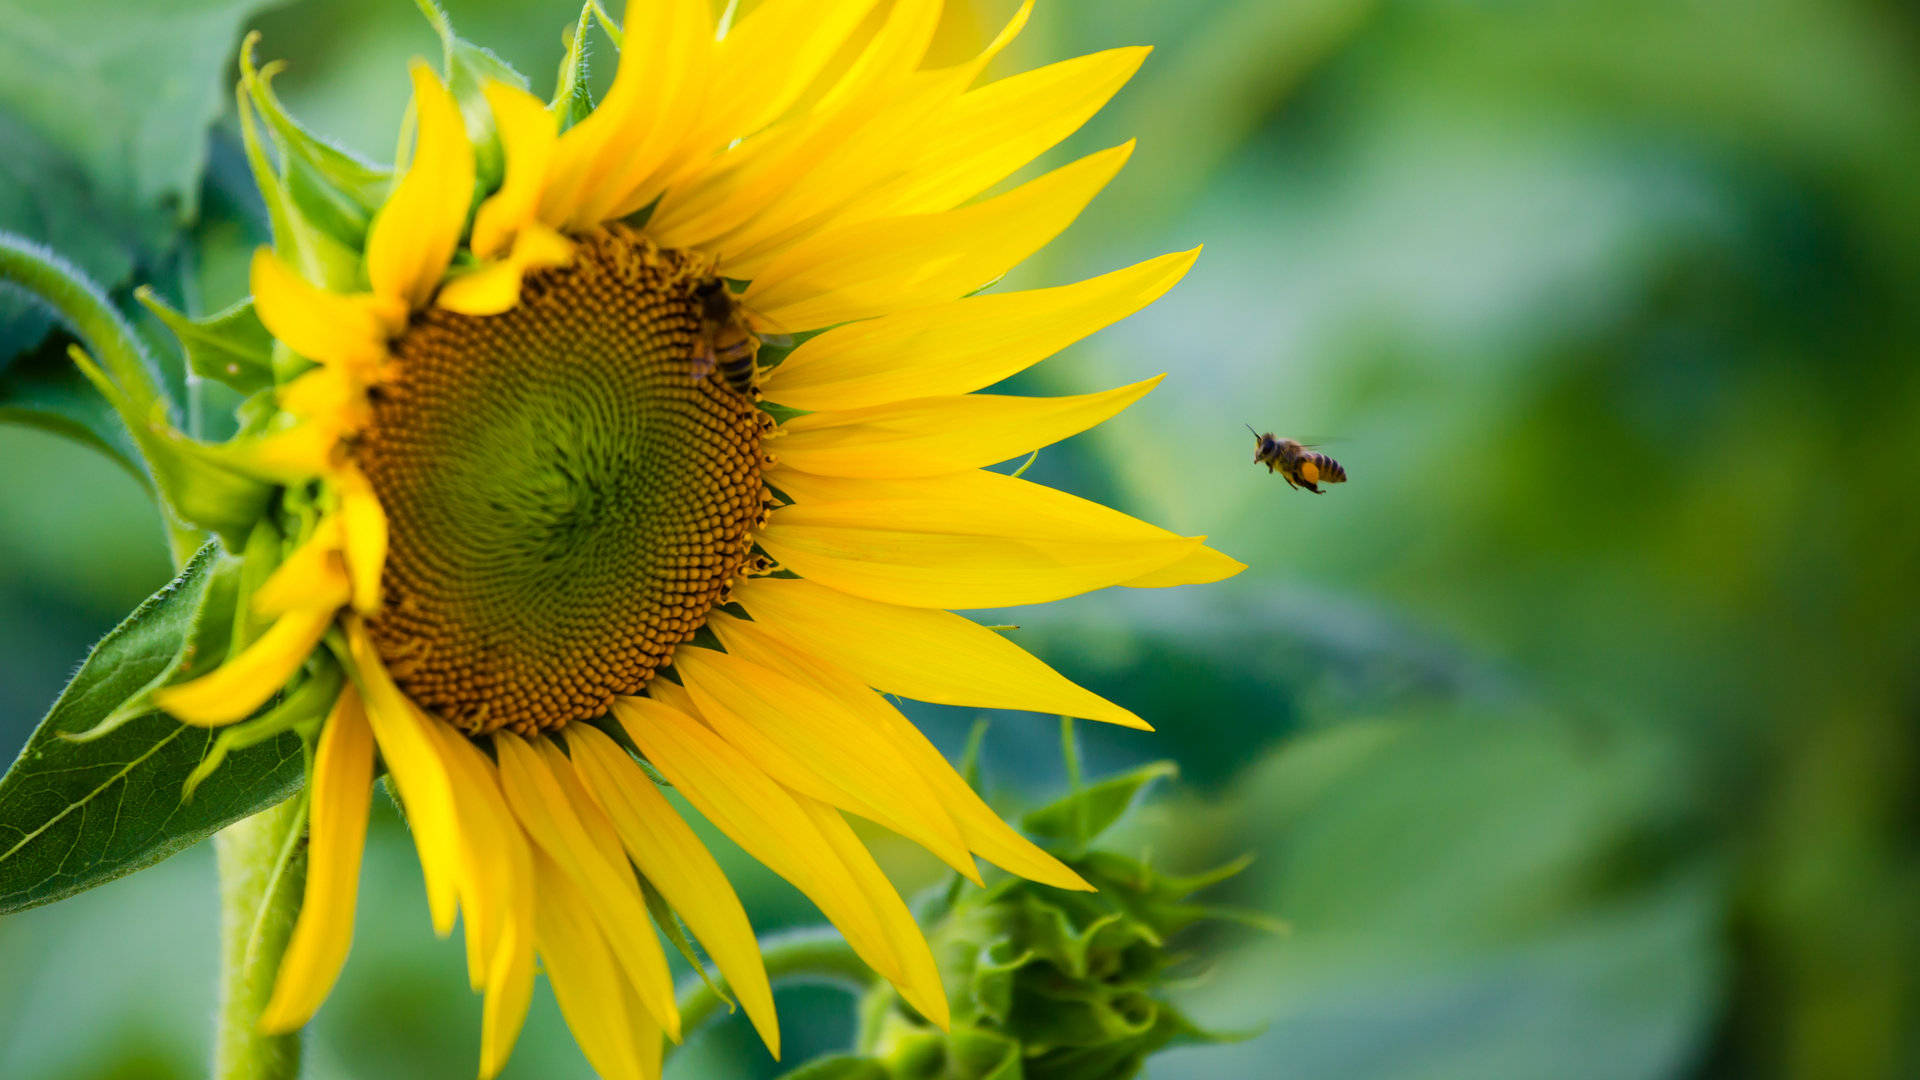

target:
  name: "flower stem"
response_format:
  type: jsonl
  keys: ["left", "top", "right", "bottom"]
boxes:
{"left": 672, "top": 927, "right": 876, "bottom": 1055}
{"left": 213, "top": 796, "right": 309, "bottom": 1080}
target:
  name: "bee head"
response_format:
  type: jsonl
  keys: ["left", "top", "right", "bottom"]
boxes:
{"left": 693, "top": 277, "right": 733, "bottom": 321}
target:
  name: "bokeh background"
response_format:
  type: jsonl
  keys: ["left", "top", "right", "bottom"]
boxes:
{"left": 3, "top": 0, "right": 1917, "bottom": 1077}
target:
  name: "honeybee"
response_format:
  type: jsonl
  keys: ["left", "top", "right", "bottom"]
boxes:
{"left": 1249, "top": 426, "right": 1347, "bottom": 493}
{"left": 692, "top": 277, "right": 759, "bottom": 398}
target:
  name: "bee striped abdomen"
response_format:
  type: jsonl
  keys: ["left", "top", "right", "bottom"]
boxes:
{"left": 715, "top": 339, "right": 758, "bottom": 397}
{"left": 1306, "top": 452, "right": 1345, "bottom": 484}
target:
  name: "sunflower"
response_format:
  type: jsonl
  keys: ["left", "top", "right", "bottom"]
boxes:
{"left": 151, "top": 2, "right": 1240, "bottom": 1076}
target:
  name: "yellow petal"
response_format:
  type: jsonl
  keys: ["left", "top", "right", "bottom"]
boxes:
{"left": 429, "top": 727, "right": 536, "bottom": 1077}
{"left": 334, "top": 466, "right": 387, "bottom": 615}
{"left": 479, "top": 901, "right": 537, "bottom": 1080}
{"left": 470, "top": 81, "right": 558, "bottom": 260}
{"left": 567, "top": 725, "right": 781, "bottom": 1058}
{"left": 492, "top": 733, "right": 680, "bottom": 1040}
{"left": 620, "top": 968, "right": 667, "bottom": 1080}
{"left": 813, "top": 0, "right": 942, "bottom": 113}
{"left": 611, "top": 695, "right": 908, "bottom": 986}
{"left": 421, "top": 724, "right": 503, "bottom": 988}
{"left": 278, "top": 363, "right": 367, "bottom": 424}
{"left": 541, "top": 0, "right": 711, "bottom": 229}
{"left": 764, "top": 247, "right": 1197, "bottom": 411}
{"left": 659, "top": 0, "right": 1027, "bottom": 268}
{"left": 773, "top": 375, "right": 1161, "bottom": 479}
{"left": 730, "top": 575, "right": 1145, "bottom": 728}
{"left": 345, "top": 623, "right": 462, "bottom": 935}
{"left": 1118, "top": 543, "right": 1248, "bottom": 588}
{"left": 437, "top": 224, "right": 574, "bottom": 316}
{"left": 703, "top": 0, "right": 1026, "bottom": 257}
{"left": 672, "top": 647, "right": 978, "bottom": 883}
{"left": 225, "top": 423, "right": 340, "bottom": 484}
{"left": 154, "top": 606, "right": 332, "bottom": 726}
{"left": 743, "top": 142, "right": 1132, "bottom": 332}
{"left": 700, "top": 0, "right": 884, "bottom": 143}
{"left": 252, "top": 519, "right": 349, "bottom": 617}
{"left": 758, "top": 469, "right": 1204, "bottom": 609}
{"left": 709, "top": 612, "right": 1094, "bottom": 891}
{"left": 248, "top": 249, "right": 392, "bottom": 371}
{"left": 649, "top": 67, "right": 960, "bottom": 261}
{"left": 791, "top": 796, "right": 948, "bottom": 1029}
{"left": 259, "top": 686, "right": 375, "bottom": 1032}
{"left": 866, "top": 46, "right": 1149, "bottom": 219}
{"left": 625, "top": 686, "right": 946, "bottom": 1027}
{"left": 774, "top": 466, "right": 1246, "bottom": 593}
{"left": 366, "top": 61, "right": 474, "bottom": 312}
{"left": 533, "top": 850, "right": 648, "bottom": 1080}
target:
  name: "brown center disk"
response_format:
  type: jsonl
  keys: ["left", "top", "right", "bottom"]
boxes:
{"left": 355, "top": 226, "right": 769, "bottom": 735}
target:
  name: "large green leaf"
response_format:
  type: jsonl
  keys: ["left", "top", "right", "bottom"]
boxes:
{"left": 0, "top": 0, "right": 279, "bottom": 252}
{"left": 0, "top": 114, "right": 141, "bottom": 362}
{"left": 0, "top": 330, "right": 146, "bottom": 481}
{"left": 0, "top": 544, "right": 306, "bottom": 916}
{"left": 0, "top": 0, "right": 282, "bottom": 457}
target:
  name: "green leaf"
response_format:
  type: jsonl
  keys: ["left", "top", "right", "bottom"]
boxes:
{"left": 1021, "top": 761, "right": 1178, "bottom": 850}
{"left": 0, "top": 331, "right": 146, "bottom": 481}
{"left": 0, "top": 544, "right": 306, "bottom": 916}
{"left": 138, "top": 290, "right": 275, "bottom": 395}
{"left": 0, "top": 113, "right": 139, "bottom": 363}
{"left": 0, "top": 0, "right": 284, "bottom": 469}
{"left": 0, "top": 120, "right": 151, "bottom": 469}
{"left": 0, "top": 0, "right": 279, "bottom": 240}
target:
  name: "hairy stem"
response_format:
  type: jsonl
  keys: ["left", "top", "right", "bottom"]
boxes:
{"left": 213, "top": 796, "right": 309, "bottom": 1080}
{"left": 672, "top": 927, "right": 877, "bottom": 1055}
{"left": 0, "top": 231, "right": 201, "bottom": 563}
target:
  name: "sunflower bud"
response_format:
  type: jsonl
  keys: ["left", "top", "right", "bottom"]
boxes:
{"left": 798, "top": 757, "right": 1266, "bottom": 1080}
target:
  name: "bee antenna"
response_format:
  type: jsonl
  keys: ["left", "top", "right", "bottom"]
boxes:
{"left": 1245, "top": 423, "right": 1259, "bottom": 437}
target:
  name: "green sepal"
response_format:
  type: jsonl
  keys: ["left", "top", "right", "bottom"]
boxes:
{"left": 236, "top": 38, "right": 375, "bottom": 291}
{"left": 417, "top": 0, "right": 531, "bottom": 193}
{"left": 552, "top": 3, "right": 599, "bottom": 128}
{"left": 773, "top": 1058, "right": 892, "bottom": 1080}
{"left": 889, "top": 1026, "right": 1025, "bottom": 1080}
{"left": 67, "top": 345, "right": 274, "bottom": 546}
{"left": 283, "top": 151, "right": 375, "bottom": 253}
{"left": 242, "top": 65, "right": 390, "bottom": 214}
{"left": 638, "top": 872, "right": 734, "bottom": 1010}
{"left": 137, "top": 287, "right": 275, "bottom": 394}
{"left": 1020, "top": 761, "right": 1178, "bottom": 852}
{"left": 758, "top": 401, "right": 812, "bottom": 425}
{"left": 183, "top": 656, "right": 341, "bottom": 801}
{"left": 0, "top": 543, "right": 306, "bottom": 916}
{"left": 231, "top": 519, "right": 284, "bottom": 649}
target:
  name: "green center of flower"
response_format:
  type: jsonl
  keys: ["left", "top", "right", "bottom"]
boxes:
{"left": 357, "top": 227, "right": 770, "bottom": 735}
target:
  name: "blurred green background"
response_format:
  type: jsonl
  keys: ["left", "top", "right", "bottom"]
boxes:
{"left": 3, "top": 0, "right": 1916, "bottom": 1077}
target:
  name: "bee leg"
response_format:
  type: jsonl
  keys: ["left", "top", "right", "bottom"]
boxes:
{"left": 1304, "top": 481, "right": 1323, "bottom": 494}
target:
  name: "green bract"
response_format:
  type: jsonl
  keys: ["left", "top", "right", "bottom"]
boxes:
{"left": 787, "top": 751, "right": 1264, "bottom": 1080}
